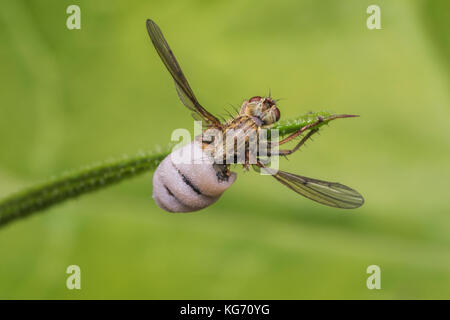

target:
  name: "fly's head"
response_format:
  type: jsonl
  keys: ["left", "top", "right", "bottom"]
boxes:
{"left": 241, "top": 96, "right": 280, "bottom": 126}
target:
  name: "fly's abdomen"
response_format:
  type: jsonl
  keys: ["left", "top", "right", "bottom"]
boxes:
{"left": 152, "top": 141, "right": 237, "bottom": 212}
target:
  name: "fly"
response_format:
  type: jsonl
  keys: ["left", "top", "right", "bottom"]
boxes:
{"left": 146, "top": 19, "right": 364, "bottom": 211}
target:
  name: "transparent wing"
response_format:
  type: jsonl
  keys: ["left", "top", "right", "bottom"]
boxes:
{"left": 146, "top": 19, "right": 222, "bottom": 127}
{"left": 264, "top": 167, "right": 364, "bottom": 209}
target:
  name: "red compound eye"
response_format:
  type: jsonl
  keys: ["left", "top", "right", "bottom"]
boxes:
{"left": 264, "top": 97, "right": 275, "bottom": 107}
{"left": 273, "top": 107, "right": 280, "bottom": 121}
{"left": 249, "top": 96, "right": 262, "bottom": 103}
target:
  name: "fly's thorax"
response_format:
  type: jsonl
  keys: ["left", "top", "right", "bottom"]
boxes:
{"left": 240, "top": 96, "right": 281, "bottom": 126}
{"left": 200, "top": 116, "right": 260, "bottom": 165}
{"left": 198, "top": 115, "right": 275, "bottom": 167}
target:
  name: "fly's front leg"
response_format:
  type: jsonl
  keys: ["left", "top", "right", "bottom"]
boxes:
{"left": 278, "top": 116, "right": 324, "bottom": 146}
{"left": 243, "top": 148, "right": 250, "bottom": 171}
{"left": 275, "top": 128, "right": 319, "bottom": 156}
{"left": 243, "top": 137, "right": 256, "bottom": 171}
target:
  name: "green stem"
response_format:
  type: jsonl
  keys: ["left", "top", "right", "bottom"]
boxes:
{"left": 272, "top": 111, "right": 358, "bottom": 137}
{"left": 0, "top": 111, "right": 355, "bottom": 228}
{"left": 0, "top": 150, "right": 169, "bottom": 227}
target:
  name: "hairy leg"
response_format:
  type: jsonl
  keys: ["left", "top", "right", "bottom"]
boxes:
{"left": 278, "top": 116, "right": 323, "bottom": 146}
{"left": 275, "top": 128, "right": 319, "bottom": 156}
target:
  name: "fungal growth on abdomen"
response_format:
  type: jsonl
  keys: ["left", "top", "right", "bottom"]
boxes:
{"left": 152, "top": 141, "right": 237, "bottom": 212}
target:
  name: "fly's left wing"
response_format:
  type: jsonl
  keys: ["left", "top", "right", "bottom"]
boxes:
{"left": 261, "top": 166, "right": 364, "bottom": 209}
{"left": 146, "top": 19, "right": 222, "bottom": 128}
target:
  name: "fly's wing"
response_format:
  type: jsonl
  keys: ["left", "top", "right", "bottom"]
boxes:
{"left": 146, "top": 19, "right": 222, "bottom": 128}
{"left": 263, "top": 167, "right": 364, "bottom": 209}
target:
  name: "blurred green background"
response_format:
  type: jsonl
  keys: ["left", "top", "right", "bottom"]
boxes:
{"left": 1, "top": 0, "right": 449, "bottom": 299}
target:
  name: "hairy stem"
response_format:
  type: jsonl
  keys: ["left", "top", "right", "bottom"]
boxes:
{"left": 0, "top": 150, "right": 169, "bottom": 227}
{"left": 272, "top": 111, "right": 358, "bottom": 137}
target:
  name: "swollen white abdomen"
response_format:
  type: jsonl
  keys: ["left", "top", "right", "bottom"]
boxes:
{"left": 152, "top": 141, "right": 236, "bottom": 212}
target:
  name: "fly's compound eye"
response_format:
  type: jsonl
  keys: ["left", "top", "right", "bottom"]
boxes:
{"left": 273, "top": 107, "right": 280, "bottom": 122}
{"left": 249, "top": 96, "right": 262, "bottom": 103}
{"left": 263, "top": 98, "right": 275, "bottom": 107}
{"left": 261, "top": 107, "right": 281, "bottom": 125}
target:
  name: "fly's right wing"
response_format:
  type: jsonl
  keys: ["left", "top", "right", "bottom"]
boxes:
{"left": 146, "top": 19, "right": 222, "bottom": 128}
{"left": 274, "top": 170, "right": 364, "bottom": 209}
{"left": 261, "top": 166, "right": 364, "bottom": 209}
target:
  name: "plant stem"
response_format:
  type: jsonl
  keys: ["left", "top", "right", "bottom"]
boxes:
{"left": 0, "top": 150, "right": 169, "bottom": 227}
{"left": 271, "top": 111, "right": 358, "bottom": 136}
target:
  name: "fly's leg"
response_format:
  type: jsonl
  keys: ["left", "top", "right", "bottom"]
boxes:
{"left": 278, "top": 116, "right": 324, "bottom": 146}
{"left": 268, "top": 116, "right": 323, "bottom": 157}
{"left": 275, "top": 128, "right": 318, "bottom": 156}
{"left": 277, "top": 114, "right": 359, "bottom": 146}
{"left": 243, "top": 138, "right": 254, "bottom": 171}
{"left": 243, "top": 148, "right": 250, "bottom": 171}
{"left": 258, "top": 114, "right": 358, "bottom": 162}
